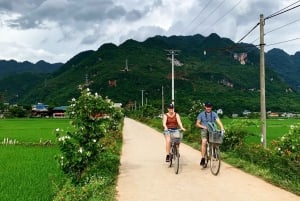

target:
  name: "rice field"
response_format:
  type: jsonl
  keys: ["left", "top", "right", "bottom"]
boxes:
{"left": 221, "top": 118, "right": 299, "bottom": 143}
{"left": 0, "top": 118, "right": 70, "bottom": 201}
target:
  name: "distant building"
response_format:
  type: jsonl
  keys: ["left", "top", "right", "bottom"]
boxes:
{"left": 243, "top": 110, "right": 251, "bottom": 116}
{"left": 32, "top": 103, "right": 49, "bottom": 117}
{"left": 232, "top": 113, "right": 239, "bottom": 118}
{"left": 52, "top": 106, "right": 68, "bottom": 118}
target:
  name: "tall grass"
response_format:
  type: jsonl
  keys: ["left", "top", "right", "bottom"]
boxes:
{"left": 0, "top": 119, "right": 70, "bottom": 201}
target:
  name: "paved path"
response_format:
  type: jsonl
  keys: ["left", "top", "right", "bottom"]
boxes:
{"left": 116, "top": 118, "right": 299, "bottom": 201}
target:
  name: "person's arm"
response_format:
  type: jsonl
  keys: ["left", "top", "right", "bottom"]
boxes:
{"left": 216, "top": 118, "right": 224, "bottom": 131}
{"left": 176, "top": 113, "right": 186, "bottom": 131}
{"left": 162, "top": 114, "right": 168, "bottom": 131}
{"left": 196, "top": 113, "right": 206, "bottom": 129}
{"left": 196, "top": 119, "right": 206, "bottom": 129}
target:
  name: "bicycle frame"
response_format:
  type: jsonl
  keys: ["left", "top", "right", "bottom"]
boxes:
{"left": 167, "top": 129, "right": 182, "bottom": 174}
{"left": 204, "top": 132, "right": 221, "bottom": 175}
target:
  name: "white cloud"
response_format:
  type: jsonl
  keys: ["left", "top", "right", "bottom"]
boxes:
{"left": 0, "top": 0, "right": 299, "bottom": 63}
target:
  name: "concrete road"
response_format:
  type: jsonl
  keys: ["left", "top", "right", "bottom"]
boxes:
{"left": 116, "top": 118, "right": 299, "bottom": 201}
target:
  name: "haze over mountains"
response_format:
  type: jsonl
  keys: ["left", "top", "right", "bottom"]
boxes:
{"left": 0, "top": 33, "right": 299, "bottom": 114}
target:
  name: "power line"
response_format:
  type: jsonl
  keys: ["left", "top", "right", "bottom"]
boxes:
{"left": 184, "top": 0, "right": 213, "bottom": 34}
{"left": 202, "top": 0, "right": 242, "bottom": 35}
{"left": 189, "top": 0, "right": 227, "bottom": 34}
{"left": 236, "top": 23, "right": 260, "bottom": 44}
{"left": 265, "top": 0, "right": 300, "bottom": 20}
{"left": 265, "top": 37, "right": 300, "bottom": 47}
{"left": 235, "top": 1, "right": 300, "bottom": 44}
{"left": 249, "top": 17, "right": 300, "bottom": 44}
{"left": 265, "top": 17, "right": 300, "bottom": 35}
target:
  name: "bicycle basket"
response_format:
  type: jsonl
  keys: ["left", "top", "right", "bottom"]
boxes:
{"left": 170, "top": 130, "right": 182, "bottom": 139}
{"left": 208, "top": 131, "right": 223, "bottom": 144}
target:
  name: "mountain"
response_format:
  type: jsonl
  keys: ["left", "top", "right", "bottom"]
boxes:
{"left": 0, "top": 59, "right": 63, "bottom": 78}
{"left": 266, "top": 49, "right": 300, "bottom": 90}
{"left": 0, "top": 34, "right": 300, "bottom": 114}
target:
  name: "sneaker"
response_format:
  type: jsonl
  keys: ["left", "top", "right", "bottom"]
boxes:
{"left": 165, "top": 155, "right": 170, "bottom": 162}
{"left": 200, "top": 158, "right": 205, "bottom": 166}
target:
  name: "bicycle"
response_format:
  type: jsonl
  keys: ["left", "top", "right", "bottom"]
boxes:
{"left": 166, "top": 129, "right": 183, "bottom": 174}
{"left": 203, "top": 123, "right": 224, "bottom": 176}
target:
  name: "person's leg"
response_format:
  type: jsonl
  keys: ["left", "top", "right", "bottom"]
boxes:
{"left": 200, "top": 129, "right": 208, "bottom": 166}
{"left": 165, "top": 134, "right": 171, "bottom": 154}
{"left": 165, "top": 134, "right": 171, "bottom": 162}
{"left": 201, "top": 138, "right": 207, "bottom": 158}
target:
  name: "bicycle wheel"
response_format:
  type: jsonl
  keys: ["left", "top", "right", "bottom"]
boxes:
{"left": 210, "top": 145, "right": 221, "bottom": 175}
{"left": 173, "top": 146, "right": 180, "bottom": 174}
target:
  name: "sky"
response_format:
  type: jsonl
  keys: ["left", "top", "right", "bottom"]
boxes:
{"left": 0, "top": 0, "right": 299, "bottom": 64}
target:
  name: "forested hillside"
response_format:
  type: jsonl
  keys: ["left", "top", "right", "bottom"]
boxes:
{"left": 1, "top": 34, "right": 300, "bottom": 115}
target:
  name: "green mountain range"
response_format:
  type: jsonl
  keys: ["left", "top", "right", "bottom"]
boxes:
{"left": 0, "top": 33, "right": 300, "bottom": 115}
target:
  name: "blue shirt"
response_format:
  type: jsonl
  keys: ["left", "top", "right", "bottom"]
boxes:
{"left": 197, "top": 111, "right": 218, "bottom": 127}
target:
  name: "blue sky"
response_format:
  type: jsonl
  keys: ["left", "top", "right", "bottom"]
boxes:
{"left": 0, "top": 0, "right": 299, "bottom": 63}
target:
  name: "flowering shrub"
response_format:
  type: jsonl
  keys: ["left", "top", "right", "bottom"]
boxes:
{"left": 272, "top": 124, "right": 300, "bottom": 161}
{"left": 222, "top": 119, "right": 258, "bottom": 151}
{"left": 55, "top": 88, "right": 123, "bottom": 184}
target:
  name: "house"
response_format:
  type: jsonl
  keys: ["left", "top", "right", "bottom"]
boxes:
{"left": 32, "top": 103, "right": 49, "bottom": 117}
{"left": 52, "top": 106, "right": 68, "bottom": 118}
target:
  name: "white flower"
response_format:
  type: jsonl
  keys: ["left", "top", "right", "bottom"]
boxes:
{"left": 93, "top": 139, "right": 96, "bottom": 143}
{"left": 95, "top": 92, "right": 98, "bottom": 97}
{"left": 56, "top": 128, "right": 60, "bottom": 132}
{"left": 71, "top": 111, "right": 75, "bottom": 115}
{"left": 78, "top": 147, "right": 83, "bottom": 153}
{"left": 72, "top": 98, "right": 76, "bottom": 102}
{"left": 58, "top": 135, "right": 70, "bottom": 142}
{"left": 87, "top": 88, "right": 90, "bottom": 92}
{"left": 278, "top": 147, "right": 281, "bottom": 151}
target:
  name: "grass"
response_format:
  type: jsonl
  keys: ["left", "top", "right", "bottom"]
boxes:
{"left": 0, "top": 118, "right": 70, "bottom": 201}
{"left": 1, "top": 118, "right": 123, "bottom": 201}
{"left": 0, "top": 118, "right": 72, "bottom": 142}
{"left": 0, "top": 145, "right": 65, "bottom": 201}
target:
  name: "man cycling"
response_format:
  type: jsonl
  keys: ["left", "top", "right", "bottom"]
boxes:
{"left": 196, "top": 102, "right": 225, "bottom": 166}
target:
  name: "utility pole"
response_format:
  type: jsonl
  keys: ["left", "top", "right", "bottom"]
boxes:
{"left": 85, "top": 73, "right": 89, "bottom": 86}
{"left": 161, "top": 85, "right": 164, "bottom": 115}
{"left": 260, "top": 14, "right": 267, "bottom": 148}
{"left": 141, "top": 89, "right": 145, "bottom": 106}
{"left": 166, "top": 49, "right": 179, "bottom": 107}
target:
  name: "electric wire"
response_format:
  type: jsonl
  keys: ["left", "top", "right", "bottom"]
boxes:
{"left": 266, "top": 37, "right": 300, "bottom": 47}
{"left": 184, "top": 0, "right": 213, "bottom": 34}
{"left": 245, "top": 17, "right": 300, "bottom": 45}
{"left": 265, "top": 17, "right": 300, "bottom": 35}
{"left": 202, "top": 0, "right": 242, "bottom": 35}
{"left": 189, "top": 0, "right": 227, "bottom": 34}
{"left": 265, "top": 0, "right": 300, "bottom": 20}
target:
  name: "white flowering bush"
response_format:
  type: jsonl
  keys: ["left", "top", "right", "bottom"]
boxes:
{"left": 55, "top": 88, "right": 123, "bottom": 184}
{"left": 272, "top": 124, "right": 300, "bottom": 161}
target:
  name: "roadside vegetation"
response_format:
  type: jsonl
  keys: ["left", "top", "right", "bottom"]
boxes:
{"left": 1, "top": 98, "right": 299, "bottom": 200}
{"left": 0, "top": 88, "right": 124, "bottom": 201}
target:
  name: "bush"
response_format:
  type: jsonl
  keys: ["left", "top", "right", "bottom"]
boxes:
{"left": 55, "top": 88, "right": 123, "bottom": 184}
{"left": 222, "top": 119, "right": 257, "bottom": 151}
{"left": 271, "top": 124, "right": 300, "bottom": 161}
